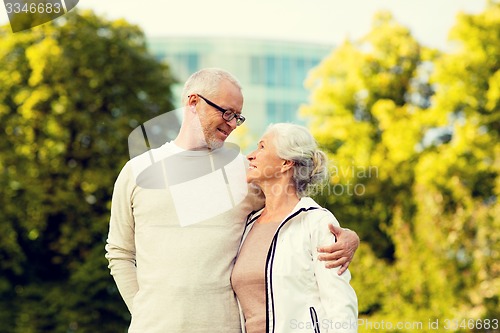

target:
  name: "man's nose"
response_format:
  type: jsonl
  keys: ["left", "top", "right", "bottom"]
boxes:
{"left": 226, "top": 117, "right": 237, "bottom": 130}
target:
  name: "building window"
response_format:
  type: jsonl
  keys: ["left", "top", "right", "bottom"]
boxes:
{"left": 265, "top": 56, "right": 277, "bottom": 87}
{"left": 250, "top": 54, "right": 323, "bottom": 89}
{"left": 267, "top": 102, "right": 278, "bottom": 123}
{"left": 186, "top": 53, "right": 199, "bottom": 74}
{"left": 267, "top": 101, "right": 301, "bottom": 123}
{"left": 250, "top": 56, "right": 265, "bottom": 84}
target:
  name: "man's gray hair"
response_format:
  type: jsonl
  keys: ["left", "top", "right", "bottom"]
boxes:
{"left": 181, "top": 68, "right": 242, "bottom": 104}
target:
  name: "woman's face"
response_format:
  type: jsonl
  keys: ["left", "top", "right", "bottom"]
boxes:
{"left": 246, "top": 132, "right": 286, "bottom": 186}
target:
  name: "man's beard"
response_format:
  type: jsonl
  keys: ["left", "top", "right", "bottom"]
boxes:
{"left": 208, "top": 140, "right": 224, "bottom": 150}
{"left": 204, "top": 128, "right": 224, "bottom": 150}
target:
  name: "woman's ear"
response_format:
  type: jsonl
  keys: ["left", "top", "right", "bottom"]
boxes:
{"left": 281, "top": 160, "right": 294, "bottom": 173}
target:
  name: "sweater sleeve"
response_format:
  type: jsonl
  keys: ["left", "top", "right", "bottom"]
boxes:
{"left": 105, "top": 162, "right": 138, "bottom": 313}
{"left": 310, "top": 211, "right": 358, "bottom": 332}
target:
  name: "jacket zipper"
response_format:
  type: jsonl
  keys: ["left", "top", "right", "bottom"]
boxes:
{"left": 309, "top": 306, "right": 321, "bottom": 333}
{"left": 261, "top": 206, "right": 320, "bottom": 333}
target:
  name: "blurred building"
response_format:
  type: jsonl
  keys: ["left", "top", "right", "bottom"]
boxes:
{"left": 146, "top": 36, "right": 333, "bottom": 139}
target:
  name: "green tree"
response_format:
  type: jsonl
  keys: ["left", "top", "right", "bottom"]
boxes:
{"left": 302, "top": 6, "right": 499, "bottom": 331}
{"left": 0, "top": 10, "right": 175, "bottom": 332}
{"left": 302, "top": 11, "right": 430, "bottom": 321}
{"left": 422, "top": 0, "right": 500, "bottom": 320}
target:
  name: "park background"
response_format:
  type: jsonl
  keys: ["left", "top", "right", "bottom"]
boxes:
{"left": 0, "top": 0, "right": 499, "bottom": 332}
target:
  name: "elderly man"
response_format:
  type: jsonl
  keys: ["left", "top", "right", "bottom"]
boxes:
{"left": 105, "top": 68, "right": 359, "bottom": 332}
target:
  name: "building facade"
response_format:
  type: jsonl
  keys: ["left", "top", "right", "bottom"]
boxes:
{"left": 146, "top": 36, "right": 333, "bottom": 144}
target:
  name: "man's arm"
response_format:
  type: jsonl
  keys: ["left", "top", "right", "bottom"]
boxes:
{"left": 317, "top": 224, "right": 360, "bottom": 275}
{"left": 105, "top": 163, "right": 139, "bottom": 312}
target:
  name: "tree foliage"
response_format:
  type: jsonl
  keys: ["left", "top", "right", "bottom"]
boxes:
{"left": 1, "top": 4, "right": 499, "bottom": 333}
{"left": 303, "top": 6, "right": 499, "bottom": 332}
{"left": 0, "top": 10, "right": 175, "bottom": 332}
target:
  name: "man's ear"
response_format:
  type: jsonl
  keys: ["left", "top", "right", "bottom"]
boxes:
{"left": 187, "top": 95, "right": 197, "bottom": 113}
{"left": 281, "top": 160, "right": 294, "bottom": 173}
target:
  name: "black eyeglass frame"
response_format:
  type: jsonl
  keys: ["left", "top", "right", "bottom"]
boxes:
{"left": 195, "top": 94, "right": 246, "bottom": 126}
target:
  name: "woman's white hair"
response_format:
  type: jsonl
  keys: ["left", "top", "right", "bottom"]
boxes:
{"left": 264, "top": 123, "right": 328, "bottom": 197}
{"left": 181, "top": 68, "right": 242, "bottom": 104}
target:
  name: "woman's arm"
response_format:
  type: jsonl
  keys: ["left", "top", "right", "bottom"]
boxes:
{"left": 310, "top": 213, "right": 358, "bottom": 332}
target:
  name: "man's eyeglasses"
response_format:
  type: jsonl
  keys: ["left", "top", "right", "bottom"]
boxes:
{"left": 196, "top": 94, "right": 246, "bottom": 126}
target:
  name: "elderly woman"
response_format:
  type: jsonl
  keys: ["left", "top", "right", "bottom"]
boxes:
{"left": 231, "top": 123, "right": 358, "bottom": 333}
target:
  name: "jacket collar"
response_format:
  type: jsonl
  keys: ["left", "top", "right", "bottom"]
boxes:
{"left": 249, "top": 196, "right": 321, "bottom": 225}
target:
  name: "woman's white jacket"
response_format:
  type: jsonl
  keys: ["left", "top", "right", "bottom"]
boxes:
{"left": 236, "top": 197, "right": 358, "bottom": 333}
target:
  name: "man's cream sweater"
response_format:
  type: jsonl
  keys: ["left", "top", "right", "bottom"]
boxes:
{"left": 105, "top": 142, "right": 261, "bottom": 332}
